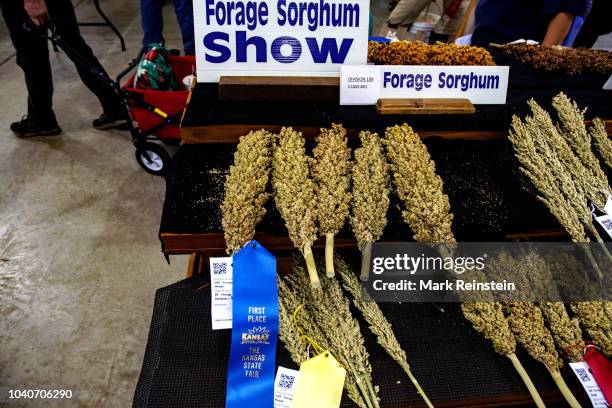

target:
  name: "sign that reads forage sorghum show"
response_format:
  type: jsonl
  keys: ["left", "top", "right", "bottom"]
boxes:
{"left": 193, "top": 0, "right": 370, "bottom": 81}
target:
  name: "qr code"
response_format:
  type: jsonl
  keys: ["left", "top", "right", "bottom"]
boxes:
{"left": 278, "top": 373, "right": 295, "bottom": 390}
{"left": 212, "top": 262, "right": 227, "bottom": 274}
{"left": 575, "top": 368, "right": 590, "bottom": 382}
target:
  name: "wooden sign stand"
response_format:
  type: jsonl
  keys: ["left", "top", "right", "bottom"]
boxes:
{"left": 376, "top": 98, "right": 476, "bottom": 115}
{"left": 218, "top": 76, "right": 476, "bottom": 115}
{"left": 219, "top": 76, "right": 339, "bottom": 102}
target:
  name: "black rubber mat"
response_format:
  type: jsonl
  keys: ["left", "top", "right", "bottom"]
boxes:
{"left": 133, "top": 270, "right": 588, "bottom": 407}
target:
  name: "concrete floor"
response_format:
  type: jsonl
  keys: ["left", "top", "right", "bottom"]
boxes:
{"left": 0, "top": 2, "right": 188, "bottom": 407}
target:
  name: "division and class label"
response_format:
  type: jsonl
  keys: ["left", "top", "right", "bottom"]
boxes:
{"left": 340, "top": 65, "right": 510, "bottom": 105}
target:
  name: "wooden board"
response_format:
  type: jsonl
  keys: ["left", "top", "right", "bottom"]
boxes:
{"left": 180, "top": 118, "right": 612, "bottom": 143}
{"left": 180, "top": 125, "right": 509, "bottom": 143}
{"left": 377, "top": 98, "right": 476, "bottom": 115}
{"left": 161, "top": 229, "right": 569, "bottom": 255}
{"left": 219, "top": 76, "right": 339, "bottom": 102}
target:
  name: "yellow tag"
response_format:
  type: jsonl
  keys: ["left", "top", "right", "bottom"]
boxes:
{"left": 290, "top": 351, "right": 345, "bottom": 408}
{"left": 153, "top": 107, "right": 168, "bottom": 118}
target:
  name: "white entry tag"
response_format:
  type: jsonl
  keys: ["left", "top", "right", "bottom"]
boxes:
{"left": 210, "top": 256, "right": 233, "bottom": 330}
{"left": 604, "top": 74, "right": 612, "bottom": 90}
{"left": 569, "top": 362, "right": 609, "bottom": 408}
{"left": 594, "top": 214, "right": 612, "bottom": 239}
{"left": 273, "top": 366, "right": 300, "bottom": 408}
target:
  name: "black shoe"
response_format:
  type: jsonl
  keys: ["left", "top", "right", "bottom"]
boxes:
{"left": 93, "top": 112, "right": 129, "bottom": 130}
{"left": 10, "top": 116, "right": 61, "bottom": 138}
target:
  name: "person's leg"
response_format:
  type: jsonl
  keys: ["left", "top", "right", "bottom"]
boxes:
{"left": 141, "top": 0, "right": 165, "bottom": 49}
{"left": 172, "top": 0, "right": 195, "bottom": 55}
{"left": 46, "top": 0, "right": 127, "bottom": 129}
{"left": 0, "top": 0, "right": 60, "bottom": 136}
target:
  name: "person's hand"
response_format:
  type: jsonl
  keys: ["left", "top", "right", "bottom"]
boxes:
{"left": 24, "top": 0, "right": 49, "bottom": 27}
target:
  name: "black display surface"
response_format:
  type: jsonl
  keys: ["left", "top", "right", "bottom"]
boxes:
{"left": 159, "top": 139, "right": 561, "bottom": 246}
{"left": 133, "top": 271, "right": 586, "bottom": 407}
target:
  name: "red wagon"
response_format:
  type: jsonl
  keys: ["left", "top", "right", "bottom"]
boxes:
{"left": 120, "top": 55, "right": 195, "bottom": 175}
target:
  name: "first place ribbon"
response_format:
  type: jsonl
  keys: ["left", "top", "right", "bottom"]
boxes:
{"left": 226, "top": 240, "right": 278, "bottom": 408}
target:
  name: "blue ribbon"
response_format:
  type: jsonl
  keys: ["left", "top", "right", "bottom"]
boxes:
{"left": 226, "top": 240, "right": 278, "bottom": 408}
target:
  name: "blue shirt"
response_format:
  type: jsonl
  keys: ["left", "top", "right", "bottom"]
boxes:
{"left": 472, "top": 0, "right": 588, "bottom": 46}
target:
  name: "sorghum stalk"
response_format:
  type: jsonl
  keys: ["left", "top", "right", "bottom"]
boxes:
{"left": 589, "top": 118, "right": 612, "bottom": 171}
{"left": 221, "top": 129, "right": 273, "bottom": 253}
{"left": 350, "top": 131, "right": 390, "bottom": 282}
{"left": 336, "top": 257, "right": 435, "bottom": 408}
{"left": 311, "top": 124, "right": 352, "bottom": 278}
{"left": 385, "top": 124, "right": 455, "bottom": 244}
{"left": 272, "top": 127, "right": 320, "bottom": 288}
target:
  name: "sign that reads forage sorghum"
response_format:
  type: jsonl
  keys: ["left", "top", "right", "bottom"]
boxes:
{"left": 193, "top": 0, "right": 369, "bottom": 81}
{"left": 340, "top": 65, "right": 510, "bottom": 105}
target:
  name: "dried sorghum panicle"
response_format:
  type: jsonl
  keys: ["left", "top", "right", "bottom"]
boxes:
{"left": 504, "top": 302, "right": 563, "bottom": 370}
{"left": 287, "top": 261, "right": 379, "bottom": 408}
{"left": 504, "top": 301, "right": 582, "bottom": 408}
{"left": 460, "top": 302, "right": 545, "bottom": 407}
{"left": 571, "top": 301, "right": 612, "bottom": 357}
{"left": 222, "top": 129, "right": 272, "bottom": 253}
{"left": 367, "top": 41, "right": 495, "bottom": 66}
{"left": 385, "top": 124, "right": 455, "bottom": 243}
{"left": 278, "top": 275, "right": 368, "bottom": 408}
{"left": 461, "top": 302, "right": 516, "bottom": 356}
{"left": 336, "top": 258, "right": 434, "bottom": 408}
{"left": 312, "top": 124, "right": 352, "bottom": 277}
{"left": 509, "top": 114, "right": 589, "bottom": 243}
{"left": 589, "top": 118, "right": 612, "bottom": 171}
{"left": 501, "top": 43, "right": 612, "bottom": 76}
{"left": 350, "top": 131, "right": 390, "bottom": 281}
{"left": 551, "top": 93, "right": 610, "bottom": 208}
{"left": 540, "top": 302, "right": 584, "bottom": 363}
{"left": 272, "top": 127, "right": 320, "bottom": 288}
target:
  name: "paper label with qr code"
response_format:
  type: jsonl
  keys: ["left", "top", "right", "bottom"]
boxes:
{"left": 594, "top": 214, "right": 612, "bottom": 239}
{"left": 569, "top": 362, "right": 609, "bottom": 407}
{"left": 274, "top": 367, "right": 300, "bottom": 408}
{"left": 210, "top": 257, "right": 233, "bottom": 330}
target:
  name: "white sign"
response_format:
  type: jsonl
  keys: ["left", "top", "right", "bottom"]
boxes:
{"left": 274, "top": 367, "right": 300, "bottom": 408}
{"left": 569, "top": 362, "right": 609, "bottom": 408}
{"left": 340, "top": 65, "right": 510, "bottom": 105}
{"left": 194, "top": 0, "right": 370, "bottom": 82}
{"left": 210, "top": 256, "right": 233, "bottom": 330}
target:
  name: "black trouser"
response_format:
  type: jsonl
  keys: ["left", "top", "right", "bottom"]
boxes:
{"left": 0, "top": 0, "right": 120, "bottom": 126}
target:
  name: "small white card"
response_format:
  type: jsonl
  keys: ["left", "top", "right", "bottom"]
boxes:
{"left": 569, "top": 362, "right": 609, "bottom": 407}
{"left": 273, "top": 367, "right": 300, "bottom": 408}
{"left": 210, "top": 256, "right": 233, "bottom": 330}
{"left": 604, "top": 74, "right": 612, "bottom": 90}
{"left": 594, "top": 214, "right": 612, "bottom": 239}
{"left": 340, "top": 65, "right": 382, "bottom": 105}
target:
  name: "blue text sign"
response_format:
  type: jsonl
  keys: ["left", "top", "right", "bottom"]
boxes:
{"left": 194, "top": 0, "right": 370, "bottom": 81}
